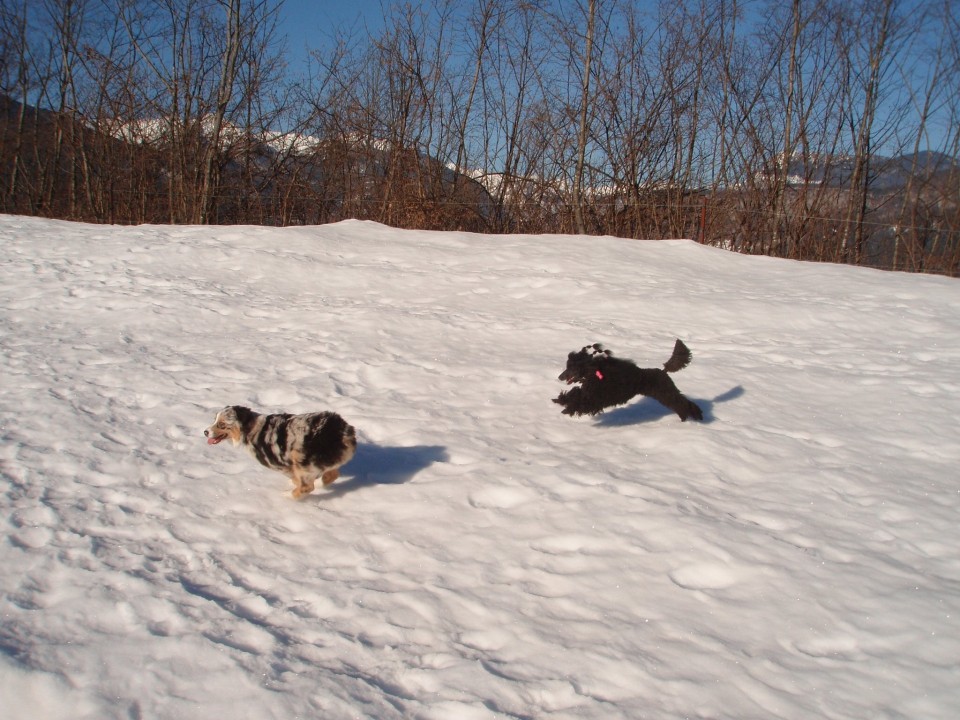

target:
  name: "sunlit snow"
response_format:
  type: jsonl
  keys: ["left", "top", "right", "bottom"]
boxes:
{"left": 2, "top": 215, "right": 958, "bottom": 719}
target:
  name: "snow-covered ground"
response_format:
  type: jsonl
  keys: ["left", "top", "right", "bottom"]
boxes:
{"left": 1, "top": 214, "right": 958, "bottom": 719}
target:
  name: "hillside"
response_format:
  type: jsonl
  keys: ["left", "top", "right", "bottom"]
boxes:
{"left": 1, "top": 216, "right": 959, "bottom": 719}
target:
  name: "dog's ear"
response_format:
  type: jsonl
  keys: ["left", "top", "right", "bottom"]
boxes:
{"left": 230, "top": 405, "right": 256, "bottom": 431}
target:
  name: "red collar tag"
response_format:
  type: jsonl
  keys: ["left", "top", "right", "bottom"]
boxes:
{"left": 595, "top": 370, "right": 604, "bottom": 380}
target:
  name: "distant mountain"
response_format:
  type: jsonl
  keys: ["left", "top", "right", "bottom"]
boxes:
{"left": 0, "top": 95, "right": 493, "bottom": 228}
{"left": 785, "top": 150, "right": 959, "bottom": 191}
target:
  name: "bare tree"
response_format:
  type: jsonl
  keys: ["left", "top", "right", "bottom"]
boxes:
{"left": 0, "top": 1, "right": 33, "bottom": 213}
{"left": 446, "top": 0, "right": 501, "bottom": 222}
{"left": 1, "top": 0, "right": 957, "bottom": 275}
{"left": 570, "top": 0, "right": 596, "bottom": 235}
{"left": 836, "top": 0, "right": 904, "bottom": 265}
{"left": 482, "top": 1, "right": 551, "bottom": 233}
{"left": 197, "top": 0, "right": 241, "bottom": 223}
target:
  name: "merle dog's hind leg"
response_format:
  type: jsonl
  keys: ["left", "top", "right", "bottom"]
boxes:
{"left": 321, "top": 468, "right": 340, "bottom": 485}
{"left": 290, "top": 467, "right": 315, "bottom": 498}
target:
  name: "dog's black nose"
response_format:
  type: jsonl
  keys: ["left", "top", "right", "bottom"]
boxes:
{"left": 203, "top": 429, "right": 209, "bottom": 437}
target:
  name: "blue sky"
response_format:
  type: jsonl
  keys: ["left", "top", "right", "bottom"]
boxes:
{"left": 273, "top": 0, "right": 953, "bottom": 156}
{"left": 279, "top": 0, "right": 387, "bottom": 60}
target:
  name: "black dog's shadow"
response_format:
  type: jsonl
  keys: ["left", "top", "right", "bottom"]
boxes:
{"left": 595, "top": 385, "right": 745, "bottom": 427}
{"left": 321, "top": 442, "right": 448, "bottom": 497}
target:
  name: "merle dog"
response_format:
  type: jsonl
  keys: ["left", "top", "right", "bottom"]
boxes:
{"left": 205, "top": 406, "right": 357, "bottom": 498}
{"left": 553, "top": 339, "right": 703, "bottom": 421}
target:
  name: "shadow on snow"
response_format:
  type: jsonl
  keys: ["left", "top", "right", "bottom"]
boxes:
{"left": 595, "top": 385, "right": 745, "bottom": 427}
{"left": 324, "top": 442, "right": 449, "bottom": 497}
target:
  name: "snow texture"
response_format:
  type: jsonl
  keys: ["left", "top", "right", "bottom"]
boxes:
{"left": 1, "top": 215, "right": 959, "bottom": 719}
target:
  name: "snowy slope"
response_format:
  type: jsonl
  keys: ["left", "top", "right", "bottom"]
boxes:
{"left": 1, "top": 215, "right": 958, "bottom": 719}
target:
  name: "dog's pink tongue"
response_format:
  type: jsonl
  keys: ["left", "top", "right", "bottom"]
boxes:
{"left": 207, "top": 437, "right": 222, "bottom": 445}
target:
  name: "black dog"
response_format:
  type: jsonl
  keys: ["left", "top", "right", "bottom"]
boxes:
{"left": 553, "top": 339, "right": 703, "bottom": 421}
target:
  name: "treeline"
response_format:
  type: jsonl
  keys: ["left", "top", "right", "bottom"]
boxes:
{"left": 1, "top": 0, "right": 958, "bottom": 275}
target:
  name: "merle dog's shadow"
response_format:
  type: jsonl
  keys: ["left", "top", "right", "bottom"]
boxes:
{"left": 320, "top": 442, "right": 448, "bottom": 498}
{"left": 595, "top": 385, "right": 745, "bottom": 427}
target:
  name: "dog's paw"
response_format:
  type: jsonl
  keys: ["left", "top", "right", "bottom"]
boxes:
{"left": 686, "top": 401, "right": 704, "bottom": 422}
{"left": 292, "top": 483, "right": 314, "bottom": 499}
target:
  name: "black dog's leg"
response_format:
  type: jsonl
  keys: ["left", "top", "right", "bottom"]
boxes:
{"left": 675, "top": 395, "right": 704, "bottom": 422}
{"left": 644, "top": 372, "right": 703, "bottom": 422}
{"left": 553, "top": 386, "right": 607, "bottom": 416}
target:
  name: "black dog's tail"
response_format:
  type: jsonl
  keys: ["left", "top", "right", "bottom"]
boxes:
{"left": 663, "top": 339, "right": 693, "bottom": 373}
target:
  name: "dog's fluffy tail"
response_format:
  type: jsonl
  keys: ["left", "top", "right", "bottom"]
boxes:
{"left": 663, "top": 339, "right": 693, "bottom": 373}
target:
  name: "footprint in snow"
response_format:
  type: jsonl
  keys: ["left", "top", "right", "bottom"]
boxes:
{"left": 668, "top": 563, "right": 740, "bottom": 591}
{"left": 468, "top": 486, "right": 539, "bottom": 510}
